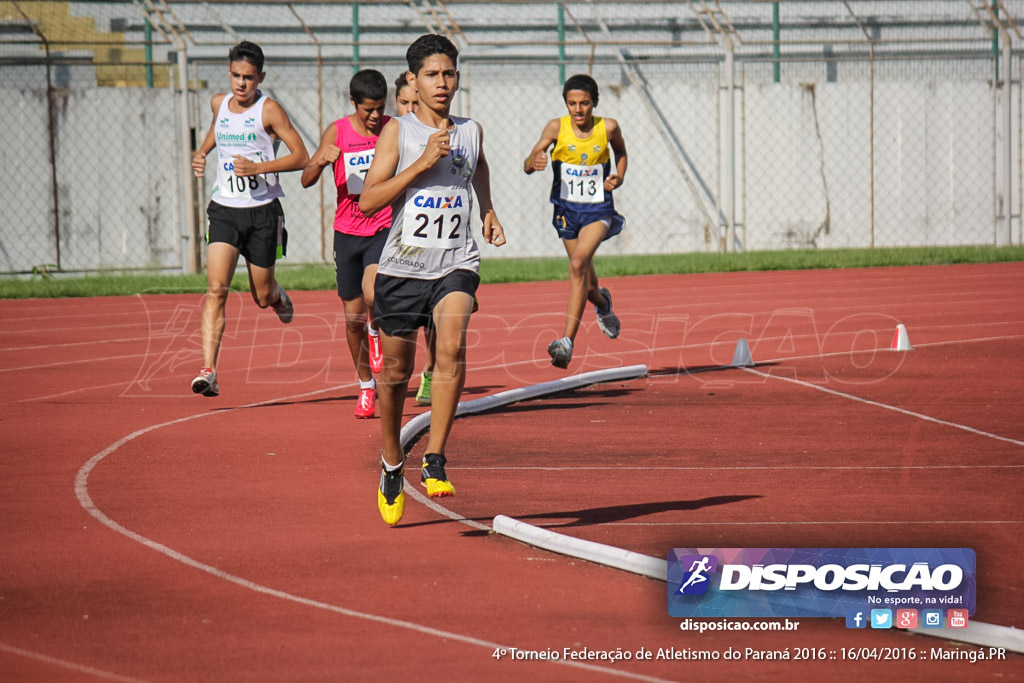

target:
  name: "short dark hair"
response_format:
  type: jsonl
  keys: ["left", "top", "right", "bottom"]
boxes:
{"left": 406, "top": 34, "right": 458, "bottom": 76}
{"left": 394, "top": 71, "right": 413, "bottom": 94}
{"left": 349, "top": 69, "right": 387, "bottom": 103}
{"left": 228, "top": 41, "right": 264, "bottom": 72}
{"left": 563, "top": 74, "right": 599, "bottom": 106}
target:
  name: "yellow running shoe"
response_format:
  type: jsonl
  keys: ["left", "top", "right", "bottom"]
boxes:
{"left": 421, "top": 453, "right": 455, "bottom": 497}
{"left": 377, "top": 460, "right": 406, "bottom": 526}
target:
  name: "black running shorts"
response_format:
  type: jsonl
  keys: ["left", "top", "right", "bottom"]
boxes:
{"left": 373, "top": 269, "right": 480, "bottom": 337}
{"left": 333, "top": 229, "right": 388, "bottom": 300}
{"left": 206, "top": 199, "right": 286, "bottom": 269}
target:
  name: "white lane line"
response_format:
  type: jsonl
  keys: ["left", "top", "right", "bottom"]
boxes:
{"left": 6, "top": 315, "right": 1020, "bottom": 377}
{"left": 746, "top": 333, "right": 1024, "bottom": 367}
{"left": 19, "top": 328, "right": 1024, "bottom": 406}
{"left": 568, "top": 520, "right": 1023, "bottom": 526}
{"left": 17, "top": 381, "right": 130, "bottom": 403}
{"left": 450, "top": 465, "right": 1024, "bottom": 471}
{"left": 74, "top": 377, "right": 670, "bottom": 683}
{"left": 0, "top": 642, "right": 147, "bottom": 683}
{"left": 741, "top": 367, "right": 1024, "bottom": 448}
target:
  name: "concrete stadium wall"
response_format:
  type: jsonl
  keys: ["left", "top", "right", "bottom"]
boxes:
{"left": 2, "top": 73, "right": 1017, "bottom": 272}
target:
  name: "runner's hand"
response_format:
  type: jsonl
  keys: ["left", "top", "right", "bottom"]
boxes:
{"left": 420, "top": 129, "right": 451, "bottom": 169}
{"left": 604, "top": 174, "right": 623, "bottom": 191}
{"left": 321, "top": 143, "right": 342, "bottom": 165}
{"left": 232, "top": 156, "right": 260, "bottom": 176}
{"left": 191, "top": 151, "right": 207, "bottom": 177}
{"left": 529, "top": 150, "right": 548, "bottom": 172}
{"left": 482, "top": 210, "right": 506, "bottom": 247}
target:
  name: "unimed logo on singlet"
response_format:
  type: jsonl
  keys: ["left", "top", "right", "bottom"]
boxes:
{"left": 216, "top": 131, "right": 258, "bottom": 144}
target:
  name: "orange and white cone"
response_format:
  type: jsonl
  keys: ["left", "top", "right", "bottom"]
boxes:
{"left": 890, "top": 324, "right": 913, "bottom": 351}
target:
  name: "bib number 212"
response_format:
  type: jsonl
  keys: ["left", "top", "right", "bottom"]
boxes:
{"left": 412, "top": 213, "right": 461, "bottom": 242}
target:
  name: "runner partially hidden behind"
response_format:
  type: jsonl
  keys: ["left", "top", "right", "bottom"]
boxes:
{"left": 190, "top": 41, "right": 309, "bottom": 397}
{"left": 394, "top": 71, "right": 435, "bottom": 408}
{"left": 524, "top": 73, "right": 627, "bottom": 369}
{"left": 301, "top": 69, "right": 391, "bottom": 418}
{"left": 360, "top": 34, "right": 506, "bottom": 525}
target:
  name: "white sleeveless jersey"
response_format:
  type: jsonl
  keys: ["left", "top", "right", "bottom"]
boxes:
{"left": 377, "top": 114, "right": 480, "bottom": 279}
{"left": 211, "top": 93, "right": 283, "bottom": 208}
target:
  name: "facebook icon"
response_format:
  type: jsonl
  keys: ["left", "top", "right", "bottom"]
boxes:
{"left": 845, "top": 609, "right": 867, "bottom": 629}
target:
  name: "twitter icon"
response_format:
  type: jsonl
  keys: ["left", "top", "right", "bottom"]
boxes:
{"left": 870, "top": 609, "right": 893, "bottom": 629}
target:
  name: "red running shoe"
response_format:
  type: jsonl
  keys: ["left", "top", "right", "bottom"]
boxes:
{"left": 368, "top": 333, "right": 383, "bottom": 373}
{"left": 354, "top": 386, "right": 376, "bottom": 418}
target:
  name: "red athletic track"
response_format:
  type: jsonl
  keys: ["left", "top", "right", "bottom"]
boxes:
{"left": 1, "top": 263, "right": 1022, "bottom": 681}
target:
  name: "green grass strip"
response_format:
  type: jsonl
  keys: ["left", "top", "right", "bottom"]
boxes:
{"left": 1, "top": 245, "right": 1021, "bottom": 299}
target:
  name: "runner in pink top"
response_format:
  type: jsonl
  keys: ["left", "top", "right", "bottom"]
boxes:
{"left": 331, "top": 114, "right": 392, "bottom": 236}
{"left": 301, "top": 69, "right": 391, "bottom": 419}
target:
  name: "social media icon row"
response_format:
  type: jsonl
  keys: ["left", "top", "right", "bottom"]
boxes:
{"left": 846, "top": 608, "right": 969, "bottom": 629}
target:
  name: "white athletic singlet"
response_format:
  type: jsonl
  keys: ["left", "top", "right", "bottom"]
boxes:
{"left": 211, "top": 93, "right": 283, "bottom": 208}
{"left": 377, "top": 114, "right": 481, "bottom": 280}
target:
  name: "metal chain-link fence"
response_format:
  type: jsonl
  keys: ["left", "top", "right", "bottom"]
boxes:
{"left": 1, "top": 1, "right": 1020, "bottom": 274}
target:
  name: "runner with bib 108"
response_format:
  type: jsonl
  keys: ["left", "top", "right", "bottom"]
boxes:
{"left": 190, "top": 41, "right": 309, "bottom": 397}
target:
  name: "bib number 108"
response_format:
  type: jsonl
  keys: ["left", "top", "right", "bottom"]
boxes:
{"left": 225, "top": 175, "right": 260, "bottom": 194}
{"left": 218, "top": 157, "right": 268, "bottom": 199}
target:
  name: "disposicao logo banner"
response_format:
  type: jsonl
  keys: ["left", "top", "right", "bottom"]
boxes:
{"left": 667, "top": 548, "right": 975, "bottom": 618}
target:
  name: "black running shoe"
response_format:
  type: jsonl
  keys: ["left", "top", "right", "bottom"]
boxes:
{"left": 421, "top": 452, "right": 455, "bottom": 497}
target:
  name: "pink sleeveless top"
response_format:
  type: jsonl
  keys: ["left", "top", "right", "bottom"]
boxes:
{"left": 332, "top": 115, "right": 392, "bottom": 236}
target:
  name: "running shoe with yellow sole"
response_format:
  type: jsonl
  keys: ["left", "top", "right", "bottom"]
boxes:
{"left": 421, "top": 452, "right": 455, "bottom": 497}
{"left": 378, "top": 460, "right": 405, "bottom": 526}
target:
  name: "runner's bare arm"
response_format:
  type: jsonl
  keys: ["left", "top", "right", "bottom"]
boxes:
{"left": 523, "top": 119, "right": 560, "bottom": 174}
{"left": 604, "top": 117, "right": 627, "bottom": 191}
{"left": 191, "top": 94, "right": 224, "bottom": 177}
{"left": 472, "top": 125, "right": 506, "bottom": 247}
{"left": 301, "top": 122, "right": 341, "bottom": 188}
{"left": 233, "top": 99, "right": 310, "bottom": 177}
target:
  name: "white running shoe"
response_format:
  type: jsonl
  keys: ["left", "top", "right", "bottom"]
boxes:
{"left": 191, "top": 368, "right": 218, "bottom": 397}
{"left": 547, "top": 337, "right": 573, "bottom": 369}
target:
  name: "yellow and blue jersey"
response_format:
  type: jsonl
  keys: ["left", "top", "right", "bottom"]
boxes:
{"left": 549, "top": 115, "right": 616, "bottom": 215}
